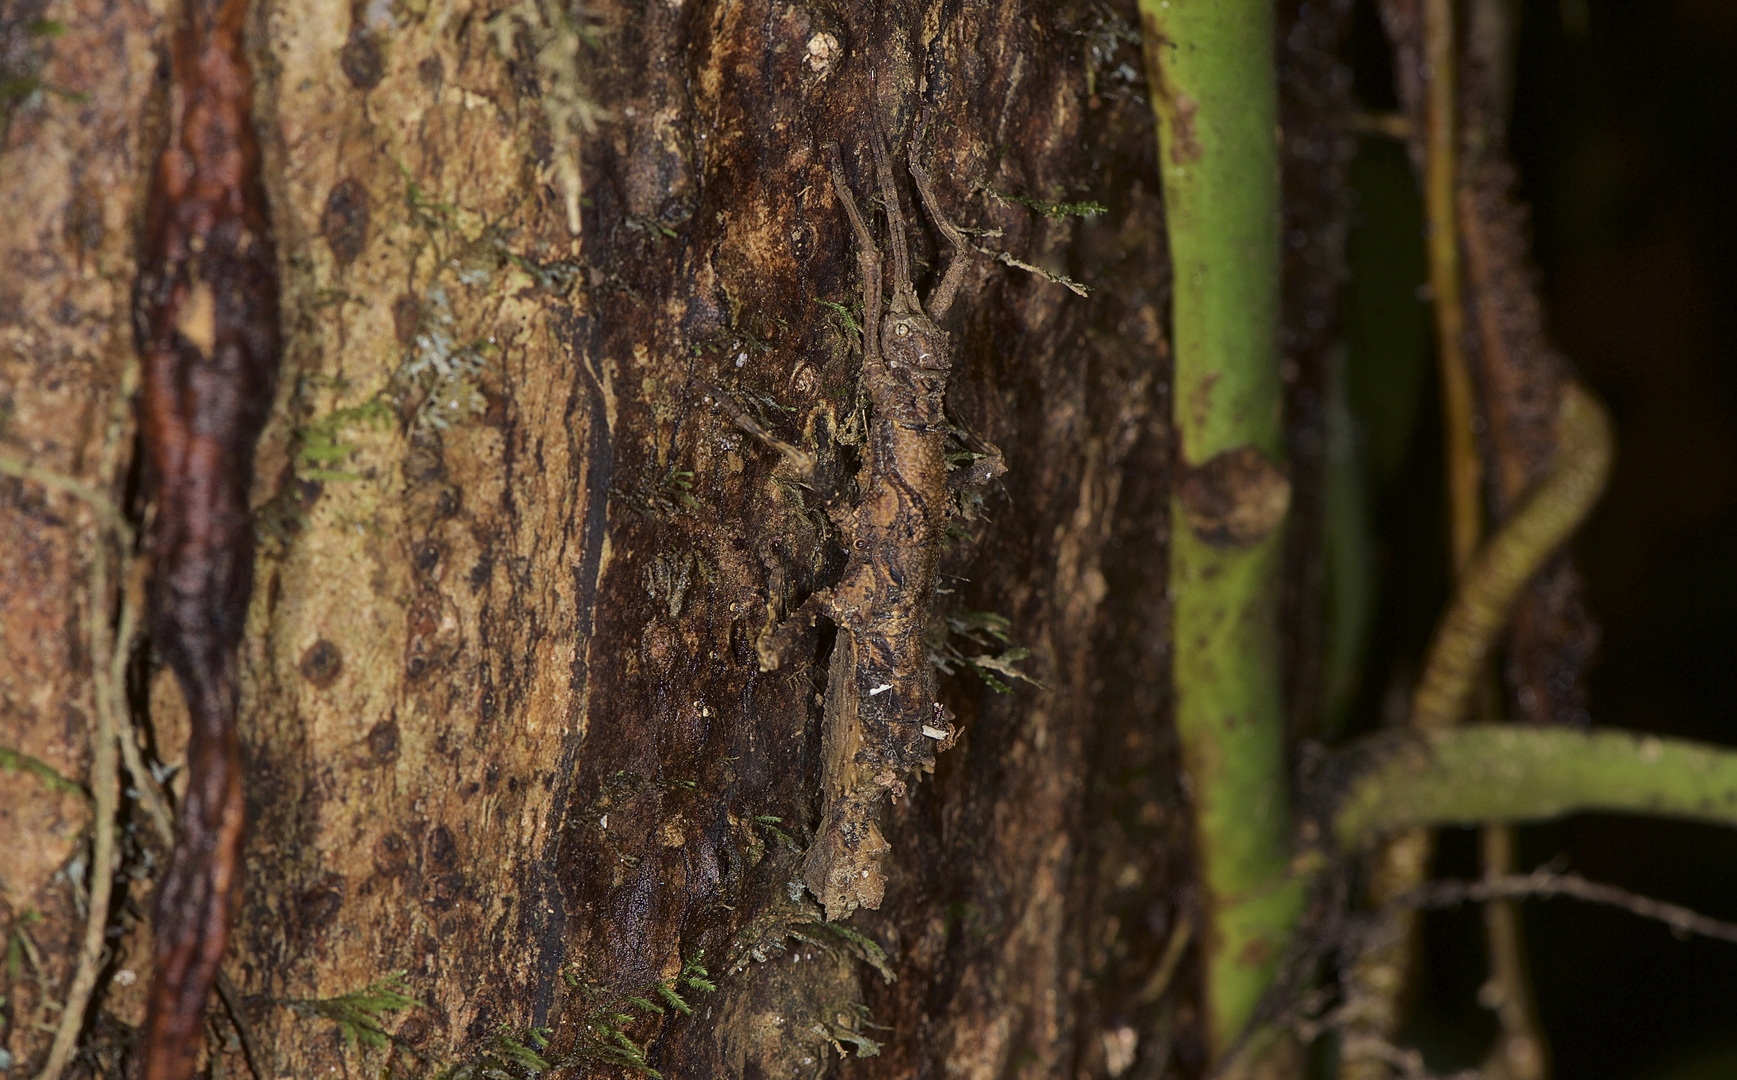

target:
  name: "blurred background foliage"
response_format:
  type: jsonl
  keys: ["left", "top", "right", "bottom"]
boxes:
{"left": 1328, "top": 0, "right": 1737, "bottom": 1075}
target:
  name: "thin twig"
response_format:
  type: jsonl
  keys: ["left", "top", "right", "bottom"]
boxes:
{"left": 112, "top": 556, "right": 177, "bottom": 848}
{"left": 35, "top": 547, "right": 120, "bottom": 1080}
{"left": 1477, "top": 825, "right": 1546, "bottom": 1080}
{"left": 1395, "top": 870, "right": 1737, "bottom": 946}
{"left": 215, "top": 971, "right": 267, "bottom": 1080}
{"left": 116, "top": 715, "right": 177, "bottom": 849}
{"left": 1341, "top": 1033, "right": 1483, "bottom": 1080}
{"left": 1346, "top": 4, "right": 1481, "bottom": 1069}
{"left": 1138, "top": 914, "right": 1195, "bottom": 1004}
{"left": 0, "top": 447, "right": 133, "bottom": 546}
{"left": 968, "top": 241, "right": 1091, "bottom": 297}
{"left": 1341, "top": 111, "right": 1413, "bottom": 140}
{"left": 1422, "top": 0, "right": 1480, "bottom": 573}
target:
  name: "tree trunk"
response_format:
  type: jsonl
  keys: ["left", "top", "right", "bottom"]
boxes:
{"left": 0, "top": 0, "right": 1351, "bottom": 1075}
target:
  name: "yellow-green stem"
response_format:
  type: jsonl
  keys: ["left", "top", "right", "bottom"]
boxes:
{"left": 1423, "top": 0, "right": 1481, "bottom": 571}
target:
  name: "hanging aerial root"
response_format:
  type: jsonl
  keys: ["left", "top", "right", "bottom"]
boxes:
{"left": 5, "top": 357, "right": 140, "bottom": 1080}
{"left": 1408, "top": 384, "right": 1612, "bottom": 733}
{"left": 133, "top": 0, "right": 281, "bottom": 1074}
{"left": 0, "top": 448, "right": 132, "bottom": 543}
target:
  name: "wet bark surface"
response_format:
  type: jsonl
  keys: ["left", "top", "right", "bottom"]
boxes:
{"left": 1, "top": 0, "right": 1352, "bottom": 1076}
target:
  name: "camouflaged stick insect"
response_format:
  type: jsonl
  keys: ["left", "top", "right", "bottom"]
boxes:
{"left": 744, "top": 131, "right": 1004, "bottom": 921}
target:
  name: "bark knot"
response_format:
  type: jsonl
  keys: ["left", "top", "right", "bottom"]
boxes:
{"left": 1179, "top": 445, "right": 1291, "bottom": 548}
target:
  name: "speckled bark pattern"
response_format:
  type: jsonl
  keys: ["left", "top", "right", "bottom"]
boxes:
{"left": 0, "top": 0, "right": 160, "bottom": 1068}
{"left": 235, "top": 0, "right": 608, "bottom": 1065}
{"left": 229, "top": 0, "right": 1196, "bottom": 1074}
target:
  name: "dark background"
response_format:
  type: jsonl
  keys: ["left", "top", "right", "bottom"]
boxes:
{"left": 1339, "top": 1, "right": 1737, "bottom": 1076}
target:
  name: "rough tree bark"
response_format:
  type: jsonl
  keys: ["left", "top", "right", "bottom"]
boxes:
{"left": 0, "top": 0, "right": 1352, "bottom": 1076}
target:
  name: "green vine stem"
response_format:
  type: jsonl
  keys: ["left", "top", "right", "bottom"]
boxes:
{"left": 1330, "top": 725, "right": 1737, "bottom": 849}
{"left": 1130, "top": 7, "right": 1726, "bottom": 1072}
{"left": 1343, "top": 2, "right": 1481, "bottom": 1071}
{"left": 1139, "top": 0, "right": 1304, "bottom": 1057}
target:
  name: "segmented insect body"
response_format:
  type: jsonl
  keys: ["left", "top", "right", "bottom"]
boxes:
{"left": 758, "top": 135, "right": 977, "bottom": 919}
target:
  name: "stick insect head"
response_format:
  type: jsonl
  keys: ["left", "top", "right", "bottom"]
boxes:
{"left": 870, "top": 132, "right": 920, "bottom": 316}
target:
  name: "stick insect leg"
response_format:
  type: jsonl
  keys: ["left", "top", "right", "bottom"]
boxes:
{"left": 700, "top": 380, "right": 818, "bottom": 481}
{"left": 908, "top": 146, "right": 972, "bottom": 321}
{"left": 870, "top": 133, "right": 920, "bottom": 314}
{"left": 828, "top": 144, "right": 884, "bottom": 372}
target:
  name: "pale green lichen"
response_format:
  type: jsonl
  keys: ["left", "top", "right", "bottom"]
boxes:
{"left": 295, "top": 398, "right": 396, "bottom": 482}
{"left": 395, "top": 287, "right": 495, "bottom": 433}
{"left": 0, "top": 746, "right": 85, "bottom": 798}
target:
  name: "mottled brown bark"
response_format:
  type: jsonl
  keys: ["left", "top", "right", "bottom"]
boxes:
{"left": 1, "top": 0, "right": 1353, "bottom": 1076}
{"left": 542, "top": 5, "right": 1187, "bottom": 1075}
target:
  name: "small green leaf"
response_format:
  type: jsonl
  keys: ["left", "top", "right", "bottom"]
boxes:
{"left": 298, "top": 442, "right": 355, "bottom": 463}
{"left": 655, "top": 982, "right": 693, "bottom": 1015}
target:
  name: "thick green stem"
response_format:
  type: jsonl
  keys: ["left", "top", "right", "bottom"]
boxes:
{"left": 1139, "top": 0, "right": 1302, "bottom": 1057}
{"left": 1333, "top": 725, "right": 1737, "bottom": 851}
